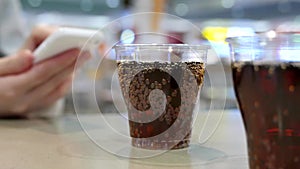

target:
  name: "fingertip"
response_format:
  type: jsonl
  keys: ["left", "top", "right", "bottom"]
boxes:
{"left": 0, "top": 50, "right": 34, "bottom": 76}
{"left": 18, "top": 49, "right": 34, "bottom": 67}
{"left": 19, "top": 49, "right": 33, "bottom": 58}
{"left": 15, "top": 50, "right": 34, "bottom": 72}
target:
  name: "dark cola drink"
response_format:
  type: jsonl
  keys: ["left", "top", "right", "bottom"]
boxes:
{"left": 232, "top": 62, "right": 300, "bottom": 169}
{"left": 118, "top": 61, "right": 205, "bottom": 150}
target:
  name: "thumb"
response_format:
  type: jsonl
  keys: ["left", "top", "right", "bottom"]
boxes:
{"left": 0, "top": 50, "right": 34, "bottom": 76}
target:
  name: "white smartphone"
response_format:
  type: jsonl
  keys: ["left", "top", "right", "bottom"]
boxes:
{"left": 33, "top": 27, "right": 103, "bottom": 63}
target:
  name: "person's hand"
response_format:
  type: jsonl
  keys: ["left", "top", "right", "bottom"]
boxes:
{"left": 0, "top": 25, "right": 90, "bottom": 117}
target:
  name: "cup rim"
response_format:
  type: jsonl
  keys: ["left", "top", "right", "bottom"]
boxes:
{"left": 226, "top": 33, "right": 300, "bottom": 44}
{"left": 114, "top": 44, "right": 210, "bottom": 50}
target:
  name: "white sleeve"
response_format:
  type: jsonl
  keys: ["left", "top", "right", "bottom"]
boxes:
{"left": 0, "top": 0, "right": 26, "bottom": 54}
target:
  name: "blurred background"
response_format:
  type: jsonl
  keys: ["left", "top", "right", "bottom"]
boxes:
{"left": 14, "top": 0, "right": 300, "bottom": 113}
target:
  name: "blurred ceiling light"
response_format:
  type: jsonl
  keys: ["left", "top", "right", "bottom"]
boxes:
{"left": 168, "top": 46, "right": 173, "bottom": 53}
{"left": 28, "top": 0, "right": 42, "bottom": 7}
{"left": 221, "top": 0, "right": 235, "bottom": 9}
{"left": 80, "top": 0, "right": 94, "bottom": 12}
{"left": 120, "top": 29, "right": 135, "bottom": 44}
{"left": 106, "top": 0, "right": 120, "bottom": 8}
{"left": 175, "top": 3, "right": 189, "bottom": 16}
{"left": 266, "top": 30, "right": 277, "bottom": 39}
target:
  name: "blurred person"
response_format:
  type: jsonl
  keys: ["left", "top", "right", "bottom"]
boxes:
{"left": 0, "top": 0, "right": 27, "bottom": 56}
{"left": 0, "top": 0, "right": 89, "bottom": 117}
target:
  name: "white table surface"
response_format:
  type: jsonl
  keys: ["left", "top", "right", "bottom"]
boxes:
{"left": 0, "top": 109, "right": 249, "bottom": 169}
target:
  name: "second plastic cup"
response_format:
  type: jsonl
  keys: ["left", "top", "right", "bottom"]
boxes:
{"left": 228, "top": 33, "right": 300, "bottom": 169}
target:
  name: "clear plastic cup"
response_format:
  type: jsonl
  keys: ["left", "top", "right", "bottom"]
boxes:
{"left": 114, "top": 44, "right": 209, "bottom": 150}
{"left": 227, "top": 33, "right": 300, "bottom": 169}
